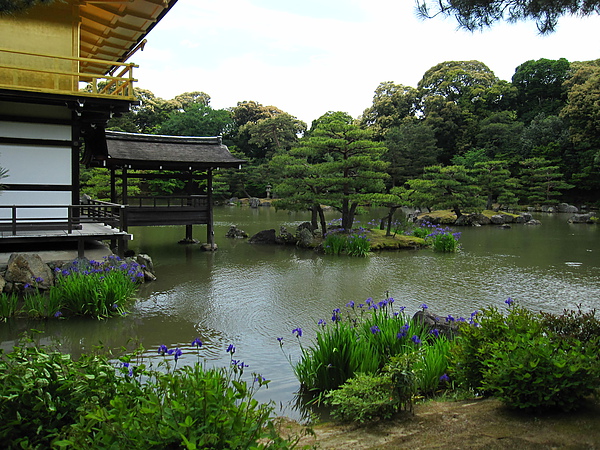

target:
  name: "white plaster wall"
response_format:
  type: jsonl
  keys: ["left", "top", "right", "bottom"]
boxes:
{"left": 0, "top": 191, "right": 71, "bottom": 219}
{"left": 0, "top": 143, "right": 71, "bottom": 184}
{"left": 0, "top": 121, "right": 71, "bottom": 140}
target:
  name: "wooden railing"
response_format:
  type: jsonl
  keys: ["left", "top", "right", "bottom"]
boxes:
{"left": 0, "top": 203, "right": 127, "bottom": 235}
{"left": 127, "top": 195, "right": 209, "bottom": 208}
{"left": 0, "top": 47, "right": 137, "bottom": 99}
{"left": 0, "top": 196, "right": 210, "bottom": 234}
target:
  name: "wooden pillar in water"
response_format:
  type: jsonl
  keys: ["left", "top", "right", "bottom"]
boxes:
{"left": 185, "top": 170, "right": 194, "bottom": 242}
{"left": 207, "top": 168, "right": 215, "bottom": 250}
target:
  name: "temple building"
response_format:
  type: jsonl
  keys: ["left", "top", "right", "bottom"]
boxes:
{"left": 0, "top": 0, "right": 242, "bottom": 255}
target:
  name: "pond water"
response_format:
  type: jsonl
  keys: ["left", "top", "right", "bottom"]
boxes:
{"left": 1, "top": 207, "right": 599, "bottom": 419}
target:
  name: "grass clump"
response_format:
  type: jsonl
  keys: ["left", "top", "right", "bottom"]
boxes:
{"left": 322, "top": 228, "right": 371, "bottom": 257}
{"left": 0, "top": 255, "right": 142, "bottom": 320}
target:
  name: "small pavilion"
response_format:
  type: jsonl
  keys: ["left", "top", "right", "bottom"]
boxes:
{"left": 84, "top": 130, "right": 245, "bottom": 249}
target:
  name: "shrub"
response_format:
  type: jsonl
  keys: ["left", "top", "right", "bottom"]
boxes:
{"left": 0, "top": 336, "right": 300, "bottom": 449}
{"left": 450, "top": 300, "right": 600, "bottom": 411}
{"left": 66, "top": 362, "right": 294, "bottom": 449}
{"left": 539, "top": 306, "right": 600, "bottom": 343}
{"left": 449, "top": 301, "right": 540, "bottom": 393}
{"left": 325, "top": 353, "right": 417, "bottom": 424}
{"left": 481, "top": 333, "right": 600, "bottom": 411}
{"left": 0, "top": 334, "right": 123, "bottom": 449}
{"left": 325, "top": 372, "right": 399, "bottom": 423}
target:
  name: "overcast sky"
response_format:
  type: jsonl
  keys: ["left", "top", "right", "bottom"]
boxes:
{"left": 132, "top": 0, "right": 600, "bottom": 125}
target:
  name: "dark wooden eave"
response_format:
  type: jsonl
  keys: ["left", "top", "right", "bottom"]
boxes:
{"left": 87, "top": 130, "right": 245, "bottom": 171}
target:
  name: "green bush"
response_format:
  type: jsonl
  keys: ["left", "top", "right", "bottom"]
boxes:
{"left": 539, "top": 306, "right": 600, "bottom": 343}
{"left": 325, "top": 372, "right": 399, "bottom": 423}
{"left": 325, "top": 354, "right": 417, "bottom": 423}
{"left": 0, "top": 336, "right": 301, "bottom": 449}
{"left": 450, "top": 300, "right": 600, "bottom": 411}
{"left": 0, "top": 335, "right": 123, "bottom": 449}
{"left": 449, "top": 301, "right": 541, "bottom": 393}
{"left": 66, "top": 363, "right": 294, "bottom": 449}
{"left": 481, "top": 333, "right": 600, "bottom": 411}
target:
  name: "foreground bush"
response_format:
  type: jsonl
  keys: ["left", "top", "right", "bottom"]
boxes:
{"left": 325, "top": 354, "right": 416, "bottom": 423}
{"left": 450, "top": 300, "right": 600, "bottom": 411}
{"left": 0, "top": 336, "right": 301, "bottom": 449}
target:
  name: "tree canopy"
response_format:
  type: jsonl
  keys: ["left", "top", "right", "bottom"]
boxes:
{"left": 416, "top": 0, "right": 600, "bottom": 33}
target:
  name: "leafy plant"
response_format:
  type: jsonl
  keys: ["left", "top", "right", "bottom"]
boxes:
{"left": 325, "top": 372, "right": 399, "bottom": 423}
{"left": 0, "top": 336, "right": 303, "bottom": 449}
{"left": 325, "top": 353, "right": 418, "bottom": 424}
{"left": 481, "top": 333, "right": 600, "bottom": 411}
{"left": 0, "top": 334, "right": 123, "bottom": 449}
{"left": 449, "top": 300, "right": 600, "bottom": 411}
{"left": 539, "top": 305, "right": 600, "bottom": 343}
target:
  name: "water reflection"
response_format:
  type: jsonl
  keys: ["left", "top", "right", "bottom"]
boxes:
{"left": 1, "top": 208, "right": 598, "bottom": 419}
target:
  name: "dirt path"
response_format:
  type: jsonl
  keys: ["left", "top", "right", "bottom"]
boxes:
{"left": 285, "top": 397, "right": 600, "bottom": 449}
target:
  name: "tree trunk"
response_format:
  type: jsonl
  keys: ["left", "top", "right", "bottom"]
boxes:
{"left": 385, "top": 206, "right": 399, "bottom": 236}
{"left": 453, "top": 205, "right": 462, "bottom": 218}
{"left": 310, "top": 205, "right": 318, "bottom": 231}
{"left": 342, "top": 201, "right": 358, "bottom": 231}
{"left": 317, "top": 205, "right": 327, "bottom": 237}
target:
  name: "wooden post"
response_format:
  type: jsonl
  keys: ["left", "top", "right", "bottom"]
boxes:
{"left": 185, "top": 170, "right": 193, "bottom": 242}
{"left": 207, "top": 168, "right": 215, "bottom": 250}
{"left": 121, "top": 167, "right": 128, "bottom": 205}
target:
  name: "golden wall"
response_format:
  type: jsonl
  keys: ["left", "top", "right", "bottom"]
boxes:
{"left": 0, "top": 2, "right": 80, "bottom": 93}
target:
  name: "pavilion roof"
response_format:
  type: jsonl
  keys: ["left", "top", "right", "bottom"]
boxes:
{"left": 93, "top": 131, "right": 245, "bottom": 170}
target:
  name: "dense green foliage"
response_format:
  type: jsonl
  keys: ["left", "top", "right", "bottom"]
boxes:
{"left": 451, "top": 301, "right": 600, "bottom": 411}
{"left": 0, "top": 336, "right": 302, "bottom": 449}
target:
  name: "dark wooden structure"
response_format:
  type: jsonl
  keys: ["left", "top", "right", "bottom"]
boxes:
{"left": 85, "top": 131, "right": 245, "bottom": 248}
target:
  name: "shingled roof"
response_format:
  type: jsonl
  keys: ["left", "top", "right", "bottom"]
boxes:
{"left": 95, "top": 131, "right": 245, "bottom": 170}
